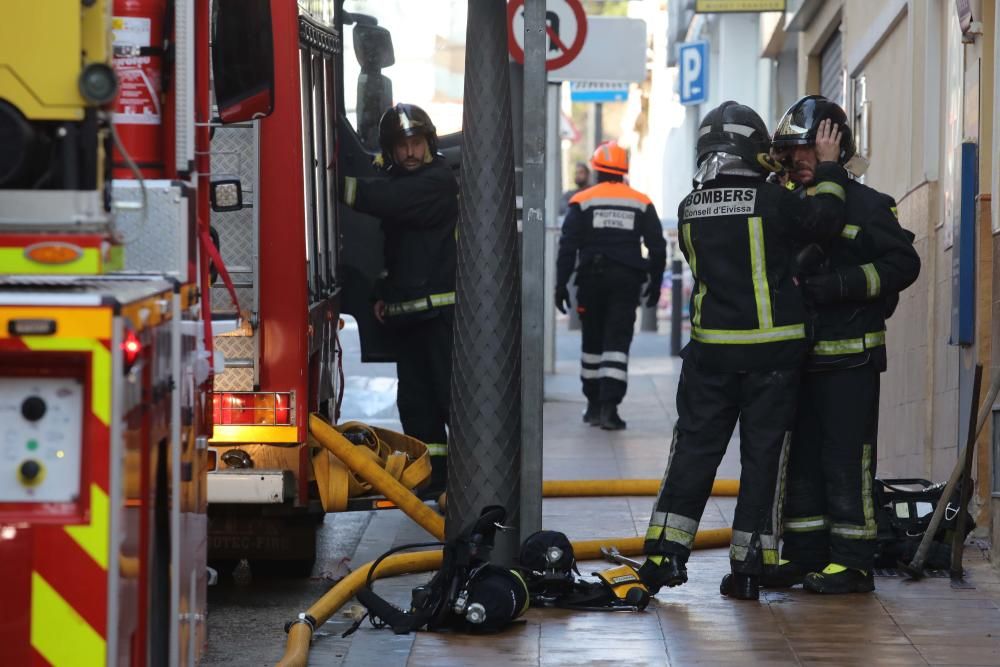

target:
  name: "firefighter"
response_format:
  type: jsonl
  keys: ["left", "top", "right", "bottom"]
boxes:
{"left": 343, "top": 103, "right": 457, "bottom": 494}
{"left": 767, "top": 95, "right": 921, "bottom": 594}
{"left": 555, "top": 142, "right": 667, "bottom": 430}
{"left": 637, "top": 101, "right": 848, "bottom": 600}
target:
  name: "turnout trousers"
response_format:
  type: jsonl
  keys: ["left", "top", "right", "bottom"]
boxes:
{"left": 576, "top": 263, "right": 644, "bottom": 406}
{"left": 782, "top": 364, "right": 880, "bottom": 571}
{"left": 394, "top": 307, "right": 453, "bottom": 480}
{"left": 644, "top": 360, "right": 799, "bottom": 574}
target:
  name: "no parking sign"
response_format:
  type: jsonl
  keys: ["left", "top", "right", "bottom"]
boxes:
{"left": 507, "top": 0, "right": 588, "bottom": 71}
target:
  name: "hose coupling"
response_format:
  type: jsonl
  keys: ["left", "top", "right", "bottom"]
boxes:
{"left": 284, "top": 612, "right": 318, "bottom": 635}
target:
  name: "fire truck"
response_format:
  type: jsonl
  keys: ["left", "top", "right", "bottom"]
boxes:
{"left": 0, "top": 0, "right": 414, "bottom": 662}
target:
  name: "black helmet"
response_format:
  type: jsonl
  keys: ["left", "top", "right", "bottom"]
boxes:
{"left": 377, "top": 103, "right": 438, "bottom": 168}
{"left": 696, "top": 101, "right": 772, "bottom": 174}
{"left": 772, "top": 95, "right": 856, "bottom": 164}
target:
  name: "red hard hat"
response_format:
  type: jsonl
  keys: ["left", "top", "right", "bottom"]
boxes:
{"left": 591, "top": 142, "right": 628, "bottom": 175}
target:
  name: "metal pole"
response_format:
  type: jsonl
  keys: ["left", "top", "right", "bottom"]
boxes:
{"left": 594, "top": 101, "right": 604, "bottom": 146}
{"left": 543, "top": 84, "right": 559, "bottom": 375}
{"left": 448, "top": 0, "right": 521, "bottom": 563}
{"left": 520, "top": 0, "right": 546, "bottom": 544}
{"left": 670, "top": 256, "right": 683, "bottom": 356}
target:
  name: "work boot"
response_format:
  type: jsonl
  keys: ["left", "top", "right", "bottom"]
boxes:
{"left": 719, "top": 572, "right": 760, "bottom": 600}
{"left": 803, "top": 563, "right": 875, "bottom": 594}
{"left": 599, "top": 404, "right": 626, "bottom": 431}
{"left": 759, "top": 559, "right": 816, "bottom": 588}
{"left": 421, "top": 457, "right": 447, "bottom": 499}
{"left": 637, "top": 555, "right": 687, "bottom": 594}
{"left": 582, "top": 402, "right": 601, "bottom": 426}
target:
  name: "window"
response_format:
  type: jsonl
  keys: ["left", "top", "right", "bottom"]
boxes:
{"left": 819, "top": 27, "right": 844, "bottom": 107}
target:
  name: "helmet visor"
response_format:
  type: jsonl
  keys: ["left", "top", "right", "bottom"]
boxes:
{"left": 772, "top": 99, "right": 821, "bottom": 147}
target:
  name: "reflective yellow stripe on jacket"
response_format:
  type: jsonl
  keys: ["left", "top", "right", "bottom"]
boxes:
{"left": 813, "top": 330, "right": 886, "bottom": 356}
{"left": 385, "top": 291, "right": 455, "bottom": 317}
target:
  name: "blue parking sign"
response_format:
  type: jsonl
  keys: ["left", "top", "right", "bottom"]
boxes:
{"left": 678, "top": 41, "right": 708, "bottom": 106}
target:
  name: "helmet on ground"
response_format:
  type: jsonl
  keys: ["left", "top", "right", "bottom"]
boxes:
{"left": 378, "top": 103, "right": 438, "bottom": 167}
{"left": 772, "top": 95, "right": 856, "bottom": 164}
{"left": 696, "top": 101, "right": 772, "bottom": 173}
{"left": 590, "top": 142, "right": 629, "bottom": 176}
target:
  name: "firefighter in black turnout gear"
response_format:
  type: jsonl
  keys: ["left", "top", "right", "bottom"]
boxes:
{"left": 343, "top": 103, "right": 457, "bottom": 493}
{"left": 637, "top": 101, "right": 849, "bottom": 600}
{"left": 555, "top": 142, "right": 667, "bottom": 430}
{"left": 767, "top": 96, "right": 920, "bottom": 594}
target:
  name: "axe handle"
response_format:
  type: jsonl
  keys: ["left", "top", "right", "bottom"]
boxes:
{"left": 908, "top": 365, "right": 995, "bottom": 573}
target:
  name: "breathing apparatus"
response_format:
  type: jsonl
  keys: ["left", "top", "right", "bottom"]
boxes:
{"left": 348, "top": 506, "right": 529, "bottom": 635}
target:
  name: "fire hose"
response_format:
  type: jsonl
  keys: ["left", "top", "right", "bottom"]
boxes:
{"left": 277, "top": 415, "right": 739, "bottom": 667}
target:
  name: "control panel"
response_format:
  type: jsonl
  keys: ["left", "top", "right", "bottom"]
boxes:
{"left": 0, "top": 377, "right": 84, "bottom": 503}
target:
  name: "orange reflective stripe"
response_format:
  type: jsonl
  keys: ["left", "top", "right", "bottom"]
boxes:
{"left": 569, "top": 182, "right": 652, "bottom": 207}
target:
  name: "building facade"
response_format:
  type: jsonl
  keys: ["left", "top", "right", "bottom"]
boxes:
{"left": 661, "top": 0, "right": 1000, "bottom": 557}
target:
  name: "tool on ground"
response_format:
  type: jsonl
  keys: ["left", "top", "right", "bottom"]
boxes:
{"left": 900, "top": 364, "right": 990, "bottom": 580}
{"left": 600, "top": 545, "right": 643, "bottom": 570}
{"left": 950, "top": 365, "right": 982, "bottom": 583}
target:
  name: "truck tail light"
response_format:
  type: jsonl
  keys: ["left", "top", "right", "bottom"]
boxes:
{"left": 211, "top": 392, "right": 293, "bottom": 426}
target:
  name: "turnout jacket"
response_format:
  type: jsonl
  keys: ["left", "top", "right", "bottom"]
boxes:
{"left": 556, "top": 181, "right": 667, "bottom": 288}
{"left": 801, "top": 180, "right": 920, "bottom": 371}
{"left": 678, "top": 163, "right": 849, "bottom": 372}
{"left": 346, "top": 157, "right": 458, "bottom": 321}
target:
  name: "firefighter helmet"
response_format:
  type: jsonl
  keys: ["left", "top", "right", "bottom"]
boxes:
{"left": 772, "top": 95, "right": 856, "bottom": 164}
{"left": 590, "top": 142, "right": 629, "bottom": 176}
{"left": 696, "top": 101, "right": 772, "bottom": 173}
{"left": 378, "top": 103, "right": 438, "bottom": 168}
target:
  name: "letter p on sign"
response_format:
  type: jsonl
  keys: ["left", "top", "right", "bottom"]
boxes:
{"left": 679, "top": 41, "right": 708, "bottom": 106}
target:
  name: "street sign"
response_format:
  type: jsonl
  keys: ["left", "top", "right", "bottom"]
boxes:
{"left": 570, "top": 81, "right": 629, "bottom": 103}
{"left": 678, "top": 41, "right": 708, "bottom": 106}
{"left": 695, "top": 0, "right": 786, "bottom": 12}
{"left": 507, "top": 0, "right": 587, "bottom": 71}
{"left": 547, "top": 17, "right": 647, "bottom": 83}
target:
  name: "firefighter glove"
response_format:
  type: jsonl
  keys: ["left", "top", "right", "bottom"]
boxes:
{"left": 555, "top": 285, "right": 571, "bottom": 314}
{"left": 802, "top": 272, "right": 845, "bottom": 304}
{"left": 643, "top": 277, "right": 661, "bottom": 308}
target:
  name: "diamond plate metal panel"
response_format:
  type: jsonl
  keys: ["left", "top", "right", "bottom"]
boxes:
{"left": 446, "top": 0, "right": 521, "bottom": 559}
{"left": 113, "top": 180, "right": 191, "bottom": 277}
{"left": 210, "top": 123, "right": 258, "bottom": 315}
{"left": 214, "top": 336, "right": 255, "bottom": 392}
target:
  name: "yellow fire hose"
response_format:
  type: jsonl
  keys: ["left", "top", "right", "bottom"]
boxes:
{"left": 309, "top": 414, "right": 445, "bottom": 540}
{"left": 280, "top": 417, "right": 741, "bottom": 667}
{"left": 543, "top": 478, "right": 738, "bottom": 497}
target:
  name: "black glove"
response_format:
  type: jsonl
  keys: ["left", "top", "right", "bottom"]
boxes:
{"left": 642, "top": 277, "right": 661, "bottom": 308}
{"left": 555, "top": 285, "right": 571, "bottom": 314}
{"left": 802, "top": 272, "right": 845, "bottom": 304}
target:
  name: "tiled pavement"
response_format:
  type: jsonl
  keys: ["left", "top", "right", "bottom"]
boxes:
{"left": 320, "top": 326, "right": 1000, "bottom": 667}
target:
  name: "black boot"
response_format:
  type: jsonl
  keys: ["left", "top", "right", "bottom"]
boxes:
{"left": 637, "top": 555, "right": 687, "bottom": 594}
{"left": 760, "top": 560, "right": 817, "bottom": 588}
{"left": 720, "top": 572, "right": 760, "bottom": 600}
{"left": 803, "top": 564, "right": 874, "bottom": 594}
{"left": 582, "top": 402, "right": 601, "bottom": 426}
{"left": 599, "top": 403, "right": 626, "bottom": 430}
{"left": 421, "top": 456, "right": 447, "bottom": 499}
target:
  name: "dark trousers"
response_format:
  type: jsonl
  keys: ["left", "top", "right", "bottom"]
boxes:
{"left": 645, "top": 360, "right": 800, "bottom": 574}
{"left": 577, "top": 263, "right": 643, "bottom": 406}
{"left": 782, "top": 364, "right": 880, "bottom": 571}
{"left": 395, "top": 308, "right": 453, "bottom": 466}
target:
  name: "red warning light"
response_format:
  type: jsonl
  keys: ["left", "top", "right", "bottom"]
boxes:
{"left": 122, "top": 330, "right": 142, "bottom": 369}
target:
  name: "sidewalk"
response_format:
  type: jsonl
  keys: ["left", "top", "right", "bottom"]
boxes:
{"left": 325, "top": 323, "right": 1000, "bottom": 667}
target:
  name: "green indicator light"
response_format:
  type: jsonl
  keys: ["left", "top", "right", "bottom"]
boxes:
{"left": 26, "top": 440, "right": 38, "bottom": 451}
